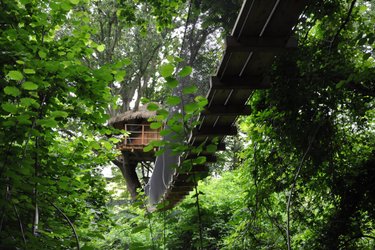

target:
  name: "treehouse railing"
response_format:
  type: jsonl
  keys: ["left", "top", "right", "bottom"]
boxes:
{"left": 119, "top": 124, "right": 161, "bottom": 150}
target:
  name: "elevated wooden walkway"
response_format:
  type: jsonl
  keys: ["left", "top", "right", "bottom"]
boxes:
{"left": 149, "top": 0, "right": 308, "bottom": 209}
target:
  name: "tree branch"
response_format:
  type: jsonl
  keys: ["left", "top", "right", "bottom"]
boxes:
{"left": 330, "top": 0, "right": 357, "bottom": 49}
{"left": 341, "top": 233, "right": 375, "bottom": 248}
{"left": 50, "top": 201, "right": 80, "bottom": 250}
{"left": 286, "top": 125, "right": 319, "bottom": 250}
{"left": 12, "top": 203, "right": 26, "bottom": 245}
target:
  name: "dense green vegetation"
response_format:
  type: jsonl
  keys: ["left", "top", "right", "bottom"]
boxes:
{"left": 1, "top": 0, "right": 374, "bottom": 249}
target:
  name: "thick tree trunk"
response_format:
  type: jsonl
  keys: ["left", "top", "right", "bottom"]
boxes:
{"left": 116, "top": 152, "right": 142, "bottom": 200}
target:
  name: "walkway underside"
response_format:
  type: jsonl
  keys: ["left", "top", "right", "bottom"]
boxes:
{"left": 146, "top": 0, "right": 308, "bottom": 209}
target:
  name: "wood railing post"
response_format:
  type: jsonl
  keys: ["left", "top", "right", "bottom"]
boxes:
{"left": 125, "top": 124, "right": 127, "bottom": 145}
{"left": 142, "top": 124, "right": 145, "bottom": 145}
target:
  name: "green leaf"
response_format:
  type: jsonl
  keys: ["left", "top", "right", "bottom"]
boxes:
{"left": 38, "top": 50, "right": 47, "bottom": 59}
{"left": 60, "top": 1, "right": 72, "bottom": 11}
{"left": 147, "top": 103, "right": 159, "bottom": 111}
{"left": 174, "top": 57, "right": 183, "bottom": 63}
{"left": 22, "top": 81, "right": 38, "bottom": 90}
{"left": 37, "top": 118, "right": 57, "bottom": 128}
{"left": 93, "top": 67, "right": 113, "bottom": 81}
{"left": 20, "top": 97, "right": 40, "bottom": 108}
{"left": 3, "top": 120, "right": 16, "bottom": 127}
{"left": 114, "top": 71, "right": 126, "bottom": 82}
{"left": 122, "top": 58, "right": 132, "bottom": 66}
{"left": 70, "top": 0, "right": 79, "bottom": 4}
{"left": 131, "top": 224, "right": 148, "bottom": 234}
{"left": 195, "top": 96, "right": 208, "bottom": 107}
{"left": 150, "top": 122, "right": 162, "bottom": 129}
{"left": 4, "top": 86, "right": 21, "bottom": 97}
{"left": 156, "top": 109, "right": 169, "bottom": 119}
{"left": 16, "top": 115, "right": 32, "bottom": 125}
{"left": 166, "top": 55, "right": 175, "bottom": 62}
{"left": 23, "top": 69, "right": 36, "bottom": 74}
{"left": 159, "top": 129, "right": 171, "bottom": 136}
{"left": 363, "top": 53, "right": 371, "bottom": 61}
{"left": 2, "top": 103, "right": 18, "bottom": 113}
{"left": 109, "top": 137, "right": 121, "bottom": 143}
{"left": 178, "top": 66, "right": 192, "bottom": 77}
{"left": 160, "top": 63, "right": 174, "bottom": 78}
{"left": 182, "top": 85, "right": 198, "bottom": 94}
{"left": 150, "top": 140, "right": 164, "bottom": 147}
{"left": 166, "top": 96, "right": 181, "bottom": 106}
{"left": 335, "top": 80, "right": 346, "bottom": 89}
{"left": 194, "top": 156, "right": 206, "bottom": 165}
{"left": 165, "top": 77, "right": 178, "bottom": 88}
{"left": 51, "top": 111, "right": 69, "bottom": 118}
{"left": 141, "top": 97, "right": 150, "bottom": 104}
{"left": 102, "top": 141, "right": 112, "bottom": 150}
{"left": 206, "top": 144, "right": 217, "bottom": 153}
{"left": 184, "top": 103, "right": 198, "bottom": 114}
{"left": 97, "top": 44, "right": 105, "bottom": 52}
{"left": 89, "top": 141, "right": 101, "bottom": 150}
{"left": 156, "top": 200, "right": 170, "bottom": 209}
{"left": 143, "top": 144, "right": 154, "bottom": 152}
{"left": 7, "top": 71, "right": 23, "bottom": 81}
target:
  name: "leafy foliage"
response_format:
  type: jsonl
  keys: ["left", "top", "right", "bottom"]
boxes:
{"left": 1, "top": 0, "right": 374, "bottom": 249}
{"left": 0, "top": 0, "right": 119, "bottom": 248}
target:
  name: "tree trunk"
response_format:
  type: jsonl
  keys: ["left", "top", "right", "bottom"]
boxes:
{"left": 118, "top": 152, "right": 142, "bottom": 200}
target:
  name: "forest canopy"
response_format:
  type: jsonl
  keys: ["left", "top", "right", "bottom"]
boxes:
{"left": 0, "top": 0, "right": 374, "bottom": 249}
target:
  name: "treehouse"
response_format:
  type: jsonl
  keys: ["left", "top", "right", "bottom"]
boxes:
{"left": 109, "top": 106, "right": 161, "bottom": 152}
{"left": 108, "top": 106, "right": 162, "bottom": 199}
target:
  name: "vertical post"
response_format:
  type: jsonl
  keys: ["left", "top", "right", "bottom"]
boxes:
{"left": 142, "top": 124, "right": 145, "bottom": 145}
{"left": 125, "top": 124, "right": 127, "bottom": 146}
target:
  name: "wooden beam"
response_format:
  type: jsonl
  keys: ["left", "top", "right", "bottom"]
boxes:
{"left": 168, "top": 190, "right": 189, "bottom": 195}
{"left": 202, "top": 105, "right": 252, "bottom": 116}
{"left": 225, "top": 36, "right": 297, "bottom": 53}
{"left": 192, "top": 126, "right": 237, "bottom": 137}
{"left": 171, "top": 186, "right": 193, "bottom": 192}
{"left": 210, "top": 75, "right": 270, "bottom": 90}
{"left": 176, "top": 173, "right": 191, "bottom": 181}
{"left": 173, "top": 180, "right": 194, "bottom": 187}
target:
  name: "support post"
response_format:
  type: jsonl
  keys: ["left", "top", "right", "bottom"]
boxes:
{"left": 142, "top": 124, "right": 145, "bottom": 145}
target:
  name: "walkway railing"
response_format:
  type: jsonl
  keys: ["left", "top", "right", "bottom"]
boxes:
{"left": 146, "top": 0, "right": 308, "bottom": 209}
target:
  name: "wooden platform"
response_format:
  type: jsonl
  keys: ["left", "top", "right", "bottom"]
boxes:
{"left": 152, "top": 0, "right": 308, "bottom": 209}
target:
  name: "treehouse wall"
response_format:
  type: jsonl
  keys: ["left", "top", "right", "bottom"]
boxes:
{"left": 117, "top": 120, "right": 161, "bottom": 151}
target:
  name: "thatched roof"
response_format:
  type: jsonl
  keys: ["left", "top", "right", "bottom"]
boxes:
{"left": 109, "top": 105, "right": 157, "bottom": 127}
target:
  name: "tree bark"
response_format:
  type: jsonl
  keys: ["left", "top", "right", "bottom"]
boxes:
{"left": 118, "top": 152, "right": 142, "bottom": 200}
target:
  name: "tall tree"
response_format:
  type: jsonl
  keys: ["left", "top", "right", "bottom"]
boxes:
{"left": 0, "top": 0, "right": 122, "bottom": 248}
{"left": 224, "top": 0, "right": 375, "bottom": 249}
